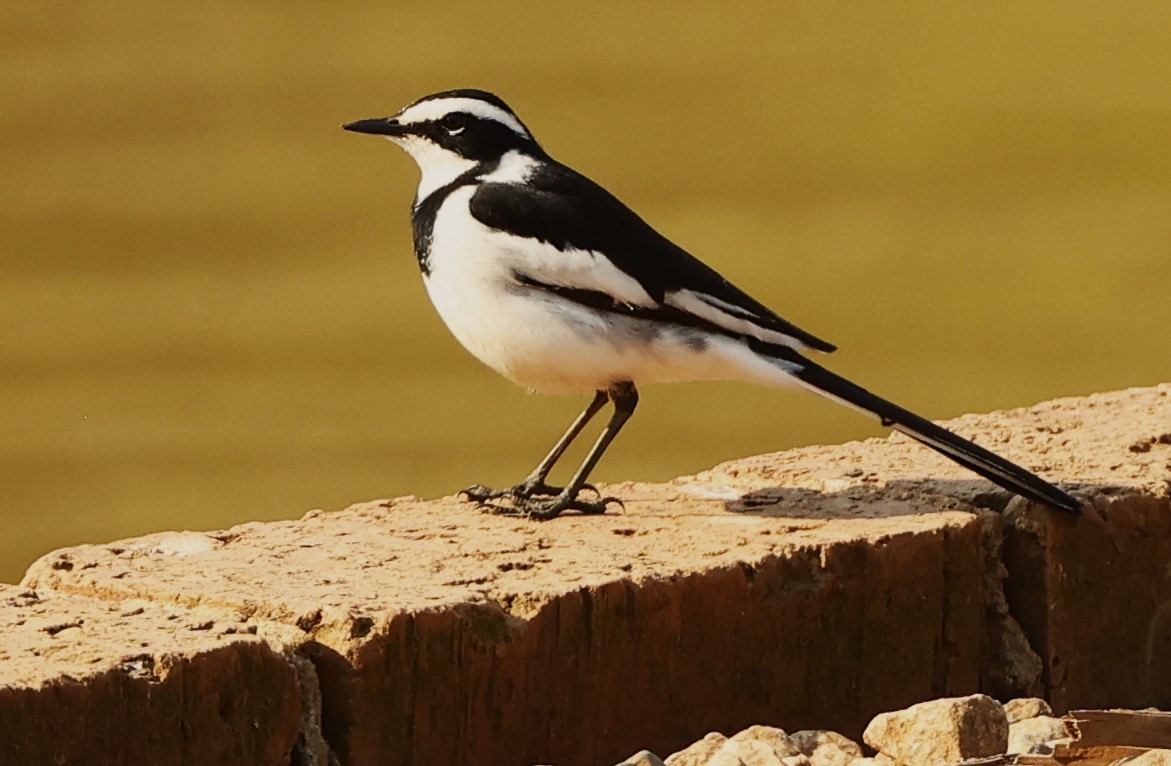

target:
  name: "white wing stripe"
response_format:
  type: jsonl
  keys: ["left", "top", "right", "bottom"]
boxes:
{"left": 490, "top": 235, "right": 657, "bottom": 308}
{"left": 693, "top": 292, "right": 764, "bottom": 322}
{"left": 666, "top": 289, "right": 804, "bottom": 348}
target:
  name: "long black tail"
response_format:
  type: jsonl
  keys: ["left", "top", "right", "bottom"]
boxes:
{"left": 789, "top": 361, "right": 1081, "bottom": 514}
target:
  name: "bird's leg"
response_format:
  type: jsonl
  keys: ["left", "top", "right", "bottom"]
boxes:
{"left": 461, "top": 390, "right": 609, "bottom": 503}
{"left": 514, "top": 382, "right": 639, "bottom": 520}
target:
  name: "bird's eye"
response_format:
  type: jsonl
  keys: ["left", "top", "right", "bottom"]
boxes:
{"left": 440, "top": 113, "right": 468, "bottom": 134}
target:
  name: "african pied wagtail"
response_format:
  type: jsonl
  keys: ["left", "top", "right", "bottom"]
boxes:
{"left": 344, "top": 89, "right": 1080, "bottom": 519}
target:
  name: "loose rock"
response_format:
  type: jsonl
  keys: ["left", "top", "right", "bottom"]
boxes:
{"left": 616, "top": 750, "right": 667, "bottom": 766}
{"left": 862, "top": 694, "right": 1008, "bottom": 766}
{"left": 709, "top": 739, "right": 780, "bottom": 766}
{"left": 665, "top": 732, "right": 728, "bottom": 766}
{"left": 707, "top": 727, "right": 810, "bottom": 766}
{"left": 790, "top": 730, "right": 863, "bottom": 766}
{"left": 1002, "top": 697, "right": 1053, "bottom": 724}
{"left": 729, "top": 726, "right": 803, "bottom": 758}
{"left": 1128, "top": 751, "right": 1171, "bottom": 766}
{"left": 1005, "top": 715, "right": 1069, "bottom": 754}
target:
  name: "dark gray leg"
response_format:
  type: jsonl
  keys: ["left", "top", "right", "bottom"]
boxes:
{"left": 461, "top": 390, "right": 610, "bottom": 503}
{"left": 516, "top": 381, "right": 639, "bottom": 520}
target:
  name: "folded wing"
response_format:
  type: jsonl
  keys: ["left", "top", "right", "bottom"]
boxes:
{"left": 468, "top": 161, "right": 837, "bottom": 354}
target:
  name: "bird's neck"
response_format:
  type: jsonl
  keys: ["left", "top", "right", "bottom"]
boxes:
{"left": 412, "top": 156, "right": 480, "bottom": 207}
{"left": 408, "top": 150, "right": 543, "bottom": 275}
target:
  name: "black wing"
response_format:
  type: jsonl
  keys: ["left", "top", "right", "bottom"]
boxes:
{"left": 468, "top": 159, "right": 836, "bottom": 353}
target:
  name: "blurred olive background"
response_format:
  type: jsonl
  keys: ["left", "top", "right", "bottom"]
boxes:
{"left": 3, "top": 2, "right": 1169, "bottom": 583}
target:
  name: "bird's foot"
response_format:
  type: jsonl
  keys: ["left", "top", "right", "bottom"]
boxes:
{"left": 460, "top": 480, "right": 600, "bottom": 504}
{"left": 462, "top": 484, "right": 621, "bottom": 520}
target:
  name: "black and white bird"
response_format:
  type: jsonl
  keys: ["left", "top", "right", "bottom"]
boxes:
{"left": 343, "top": 89, "right": 1080, "bottom": 519}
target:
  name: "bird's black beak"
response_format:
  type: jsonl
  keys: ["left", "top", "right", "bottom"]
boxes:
{"left": 342, "top": 117, "right": 407, "bottom": 136}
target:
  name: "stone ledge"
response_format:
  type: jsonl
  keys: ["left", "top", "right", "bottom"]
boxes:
{"left": 7, "top": 383, "right": 1170, "bottom": 766}
{"left": 0, "top": 586, "right": 303, "bottom": 765}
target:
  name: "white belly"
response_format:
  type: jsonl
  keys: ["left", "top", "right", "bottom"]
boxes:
{"left": 421, "top": 188, "right": 796, "bottom": 394}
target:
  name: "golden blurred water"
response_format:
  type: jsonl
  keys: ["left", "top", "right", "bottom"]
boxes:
{"left": 3, "top": 2, "right": 1170, "bottom": 582}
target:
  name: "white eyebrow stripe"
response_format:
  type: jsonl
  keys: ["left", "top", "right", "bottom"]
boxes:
{"left": 397, "top": 97, "right": 531, "bottom": 139}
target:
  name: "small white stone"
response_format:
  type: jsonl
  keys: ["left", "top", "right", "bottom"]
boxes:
{"left": 1006, "top": 715, "right": 1069, "bottom": 754}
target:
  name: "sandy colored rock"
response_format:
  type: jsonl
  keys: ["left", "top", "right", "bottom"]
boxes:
{"left": 1005, "top": 715, "right": 1069, "bottom": 754}
{"left": 997, "top": 385, "right": 1171, "bottom": 712}
{"left": 0, "top": 585, "right": 302, "bottom": 766}
{"left": 616, "top": 750, "right": 667, "bottom": 766}
{"left": 729, "top": 726, "right": 803, "bottom": 757}
{"left": 978, "top": 513, "right": 1044, "bottom": 699}
{"left": 666, "top": 732, "right": 729, "bottom": 766}
{"left": 790, "top": 730, "right": 863, "bottom": 766}
{"left": 849, "top": 757, "right": 895, "bottom": 766}
{"left": 23, "top": 491, "right": 987, "bottom": 765}
{"left": 711, "top": 736, "right": 808, "bottom": 766}
{"left": 15, "top": 384, "right": 1171, "bottom": 766}
{"left": 1128, "top": 751, "right": 1171, "bottom": 766}
{"left": 1002, "top": 697, "right": 1053, "bottom": 723}
{"left": 862, "top": 694, "right": 1008, "bottom": 766}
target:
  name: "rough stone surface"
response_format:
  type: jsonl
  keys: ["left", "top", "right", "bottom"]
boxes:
{"left": 978, "top": 513, "right": 1044, "bottom": 699}
{"left": 0, "top": 585, "right": 302, "bottom": 766}
{"left": 997, "top": 385, "right": 1171, "bottom": 712}
{"left": 1002, "top": 697, "right": 1053, "bottom": 723}
{"left": 11, "top": 383, "right": 1171, "bottom": 766}
{"left": 23, "top": 491, "right": 986, "bottom": 765}
{"left": 666, "top": 732, "right": 729, "bottom": 766}
{"left": 862, "top": 694, "right": 1009, "bottom": 766}
{"left": 1005, "top": 715, "right": 1070, "bottom": 754}
{"left": 729, "top": 726, "right": 803, "bottom": 757}
{"left": 1129, "top": 750, "right": 1171, "bottom": 766}
{"left": 790, "top": 730, "right": 863, "bottom": 766}
{"left": 849, "top": 757, "right": 895, "bottom": 766}
{"left": 710, "top": 734, "right": 809, "bottom": 766}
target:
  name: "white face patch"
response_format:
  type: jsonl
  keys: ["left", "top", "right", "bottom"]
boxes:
{"left": 396, "top": 97, "right": 531, "bottom": 140}
{"left": 392, "top": 134, "right": 477, "bottom": 205}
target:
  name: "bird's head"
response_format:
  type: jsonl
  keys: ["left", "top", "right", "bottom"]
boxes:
{"left": 344, "top": 89, "right": 540, "bottom": 197}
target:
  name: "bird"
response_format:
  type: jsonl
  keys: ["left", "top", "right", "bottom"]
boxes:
{"left": 343, "top": 88, "right": 1081, "bottom": 519}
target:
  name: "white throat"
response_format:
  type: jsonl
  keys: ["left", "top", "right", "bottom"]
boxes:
{"left": 391, "top": 135, "right": 478, "bottom": 206}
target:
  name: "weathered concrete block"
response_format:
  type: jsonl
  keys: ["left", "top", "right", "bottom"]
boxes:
{"left": 0, "top": 586, "right": 302, "bottom": 766}
{"left": 12, "top": 383, "right": 1169, "bottom": 766}
{"left": 23, "top": 495, "right": 985, "bottom": 766}
{"left": 1000, "top": 385, "right": 1171, "bottom": 712}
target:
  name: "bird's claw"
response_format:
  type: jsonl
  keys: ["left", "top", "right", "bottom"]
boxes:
{"left": 460, "top": 480, "right": 602, "bottom": 504}
{"left": 459, "top": 484, "right": 505, "bottom": 502}
{"left": 467, "top": 489, "right": 623, "bottom": 520}
{"left": 460, "top": 481, "right": 558, "bottom": 503}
